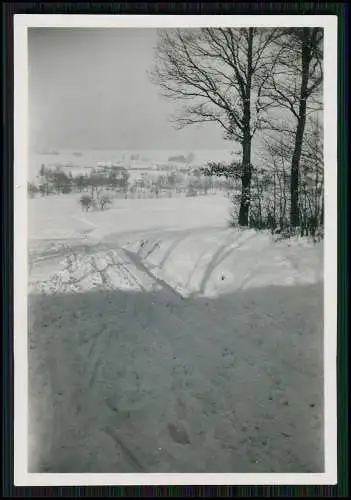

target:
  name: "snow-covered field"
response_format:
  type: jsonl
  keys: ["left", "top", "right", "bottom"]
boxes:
{"left": 28, "top": 193, "right": 324, "bottom": 473}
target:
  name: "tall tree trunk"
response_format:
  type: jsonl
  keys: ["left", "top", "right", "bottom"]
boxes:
{"left": 290, "top": 28, "right": 311, "bottom": 228}
{"left": 239, "top": 132, "right": 252, "bottom": 226}
{"left": 238, "top": 28, "right": 253, "bottom": 227}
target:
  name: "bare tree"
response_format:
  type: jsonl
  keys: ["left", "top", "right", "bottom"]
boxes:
{"left": 263, "top": 28, "right": 323, "bottom": 227}
{"left": 299, "top": 117, "right": 324, "bottom": 237}
{"left": 150, "top": 28, "right": 281, "bottom": 226}
{"left": 262, "top": 114, "right": 323, "bottom": 237}
{"left": 79, "top": 194, "right": 93, "bottom": 212}
{"left": 97, "top": 193, "right": 112, "bottom": 211}
{"left": 262, "top": 135, "right": 291, "bottom": 231}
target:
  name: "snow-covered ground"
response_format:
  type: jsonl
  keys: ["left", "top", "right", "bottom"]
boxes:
{"left": 28, "top": 193, "right": 324, "bottom": 473}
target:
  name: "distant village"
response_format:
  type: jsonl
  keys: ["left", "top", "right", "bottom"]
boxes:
{"left": 28, "top": 150, "right": 233, "bottom": 201}
{"left": 32, "top": 150, "right": 198, "bottom": 176}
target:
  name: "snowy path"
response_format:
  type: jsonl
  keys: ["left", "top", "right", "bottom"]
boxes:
{"left": 28, "top": 232, "right": 323, "bottom": 473}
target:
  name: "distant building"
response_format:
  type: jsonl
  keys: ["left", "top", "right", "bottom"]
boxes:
{"left": 168, "top": 154, "right": 188, "bottom": 163}
{"left": 95, "top": 163, "right": 129, "bottom": 179}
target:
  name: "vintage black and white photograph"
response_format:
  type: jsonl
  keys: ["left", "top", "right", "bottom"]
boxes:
{"left": 14, "top": 15, "right": 337, "bottom": 483}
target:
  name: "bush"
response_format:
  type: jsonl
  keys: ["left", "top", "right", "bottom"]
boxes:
{"left": 98, "top": 194, "right": 112, "bottom": 210}
{"left": 79, "top": 194, "right": 93, "bottom": 212}
{"left": 186, "top": 185, "right": 198, "bottom": 197}
{"left": 28, "top": 182, "right": 38, "bottom": 198}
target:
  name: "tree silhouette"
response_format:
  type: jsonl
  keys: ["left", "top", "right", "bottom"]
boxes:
{"left": 150, "top": 28, "right": 281, "bottom": 226}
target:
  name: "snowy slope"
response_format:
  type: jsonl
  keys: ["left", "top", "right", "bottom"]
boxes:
{"left": 124, "top": 228, "right": 323, "bottom": 298}
{"left": 27, "top": 193, "right": 324, "bottom": 473}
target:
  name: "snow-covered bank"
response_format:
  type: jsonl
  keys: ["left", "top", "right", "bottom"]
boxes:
{"left": 28, "top": 193, "right": 323, "bottom": 299}
{"left": 124, "top": 228, "right": 323, "bottom": 298}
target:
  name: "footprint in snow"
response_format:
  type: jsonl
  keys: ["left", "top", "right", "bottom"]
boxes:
{"left": 167, "top": 422, "right": 191, "bottom": 445}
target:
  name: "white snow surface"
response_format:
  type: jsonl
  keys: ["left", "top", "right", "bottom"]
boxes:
{"left": 28, "top": 193, "right": 324, "bottom": 473}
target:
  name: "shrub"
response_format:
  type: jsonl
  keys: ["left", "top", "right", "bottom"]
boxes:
{"left": 79, "top": 194, "right": 93, "bottom": 212}
{"left": 98, "top": 194, "right": 112, "bottom": 210}
{"left": 28, "top": 182, "right": 38, "bottom": 198}
{"left": 186, "top": 185, "right": 198, "bottom": 197}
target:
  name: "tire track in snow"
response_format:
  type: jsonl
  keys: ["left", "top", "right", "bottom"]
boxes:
{"left": 71, "top": 246, "right": 168, "bottom": 418}
{"left": 122, "top": 248, "right": 185, "bottom": 301}
{"left": 102, "top": 427, "right": 146, "bottom": 472}
{"left": 198, "top": 229, "right": 257, "bottom": 294}
{"left": 107, "top": 250, "right": 148, "bottom": 292}
{"left": 30, "top": 232, "right": 322, "bottom": 472}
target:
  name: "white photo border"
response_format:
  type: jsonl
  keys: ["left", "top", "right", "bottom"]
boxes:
{"left": 14, "top": 14, "right": 338, "bottom": 486}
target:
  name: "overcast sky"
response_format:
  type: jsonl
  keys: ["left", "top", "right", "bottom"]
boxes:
{"left": 28, "top": 28, "right": 228, "bottom": 152}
